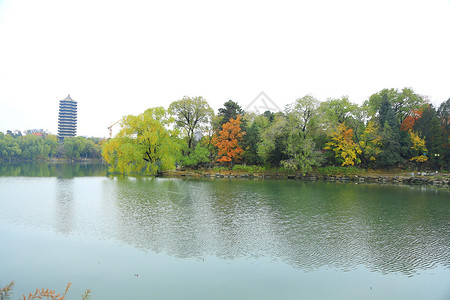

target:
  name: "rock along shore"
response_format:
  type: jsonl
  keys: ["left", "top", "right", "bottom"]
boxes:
{"left": 162, "top": 170, "right": 450, "bottom": 188}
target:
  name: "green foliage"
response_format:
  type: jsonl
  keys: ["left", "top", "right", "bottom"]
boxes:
{"left": 0, "top": 133, "right": 103, "bottom": 162}
{"left": 102, "top": 107, "right": 181, "bottom": 175}
{"left": 437, "top": 99, "right": 450, "bottom": 145}
{"left": 217, "top": 100, "right": 244, "bottom": 128}
{"left": 63, "top": 137, "right": 85, "bottom": 158}
{"left": 414, "top": 105, "right": 444, "bottom": 165}
{"left": 364, "top": 87, "right": 427, "bottom": 124}
{"left": 377, "top": 122, "right": 403, "bottom": 167}
{"left": 282, "top": 137, "right": 323, "bottom": 175}
{"left": 6, "top": 130, "right": 22, "bottom": 138}
{"left": 231, "top": 164, "right": 266, "bottom": 173}
{"left": 357, "top": 121, "right": 382, "bottom": 168}
{"left": 319, "top": 96, "right": 359, "bottom": 127}
{"left": 180, "top": 144, "right": 210, "bottom": 168}
{"left": 44, "top": 135, "right": 59, "bottom": 157}
{"left": 81, "top": 138, "right": 102, "bottom": 158}
{"left": 437, "top": 99, "right": 450, "bottom": 168}
{"left": 282, "top": 95, "right": 323, "bottom": 174}
{"left": 377, "top": 96, "right": 403, "bottom": 167}
{"left": 212, "top": 165, "right": 228, "bottom": 172}
{"left": 58, "top": 137, "right": 102, "bottom": 159}
{"left": 257, "top": 114, "right": 289, "bottom": 166}
{"left": 241, "top": 118, "right": 265, "bottom": 165}
{"left": 3, "top": 86, "right": 448, "bottom": 172}
{"left": 169, "top": 96, "right": 214, "bottom": 150}
{"left": 317, "top": 166, "right": 366, "bottom": 176}
{"left": 0, "top": 132, "right": 22, "bottom": 159}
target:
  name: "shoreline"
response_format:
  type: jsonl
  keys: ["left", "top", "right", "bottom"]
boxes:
{"left": 1, "top": 158, "right": 104, "bottom": 164}
{"left": 162, "top": 170, "right": 450, "bottom": 188}
{"left": 1, "top": 161, "right": 448, "bottom": 188}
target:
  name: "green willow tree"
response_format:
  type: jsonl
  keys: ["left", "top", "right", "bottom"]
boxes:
{"left": 102, "top": 107, "right": 181, "bottom": 175}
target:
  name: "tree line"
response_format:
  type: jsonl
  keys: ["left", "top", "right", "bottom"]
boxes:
{"left": 0, "top": 131, "right": 102, "bottom": 161}
{"left": 101, "top": 88, "right": 449, "bottom": 175}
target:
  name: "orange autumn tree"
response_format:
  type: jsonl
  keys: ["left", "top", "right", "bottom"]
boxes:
{"left": 400, "top": 109, "right": 423, "bottom": 131}
{"left": 213, "top": 115, "right": 245, "bottom": 164}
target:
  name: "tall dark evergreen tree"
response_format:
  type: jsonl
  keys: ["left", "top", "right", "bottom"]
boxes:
{"left": 263, "top": 110, "right": 275, "bottom": 123}
{"left": 413, "top": 105, "right": 443, "bottom": 166}
{"left": 377, "top": 95, "right": 403, "bottom": 167}
{"left": 241, "top": 121, "right": 263, "bottom": 165}
{"left": 437, "top": 99, "right": 450, "bottom": 168}
{"left": 218, "top": 100, "right": 244, "bottom": 127}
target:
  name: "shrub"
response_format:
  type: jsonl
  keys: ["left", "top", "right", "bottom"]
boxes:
{"left": 316, "top": 166, "right": 366, "bottom": 176}
{"left": 232, "top": 164, "right": 266, "bottom": 173}
{"left": 212, "top": 166, "right": 228, "bottom": 172}
{"left": 180, "top": 144, "right": 210, "bottom": 169}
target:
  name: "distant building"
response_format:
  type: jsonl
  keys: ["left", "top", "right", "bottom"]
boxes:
{"left": 57, "top": 94, "right": 77, "bottom": 142}
{"left": 24, "top": 129, "right": 47, "bottom": 136}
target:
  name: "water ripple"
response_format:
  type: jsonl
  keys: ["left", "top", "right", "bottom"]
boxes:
{"left": 1, "top": 177, "right": 449, "bottom": 276}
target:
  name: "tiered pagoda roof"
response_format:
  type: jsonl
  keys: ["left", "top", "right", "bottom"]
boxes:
{"left": 57, "top": 94, "right": 77, "bottom": 141}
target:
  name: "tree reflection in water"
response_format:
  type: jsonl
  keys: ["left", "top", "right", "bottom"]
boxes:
{"left": 105, "top": 178, "right": 450, "bottom": 276}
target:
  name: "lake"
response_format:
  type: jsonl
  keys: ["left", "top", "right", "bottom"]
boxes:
{"left": 0, "top": 163, "right": 449, "bottom": 299}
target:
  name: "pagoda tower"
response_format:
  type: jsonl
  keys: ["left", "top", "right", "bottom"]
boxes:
{"left": 57, "top": 94, "right": 77, "bottom": 142}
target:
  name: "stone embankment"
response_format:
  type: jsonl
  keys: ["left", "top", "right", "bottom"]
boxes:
{"left": 162, "top": 171, "right": 450, "bottom": 188}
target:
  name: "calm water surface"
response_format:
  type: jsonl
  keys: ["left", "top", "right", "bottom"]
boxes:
{"left": 0, "top": 163, "right": 449, "bottom": 299}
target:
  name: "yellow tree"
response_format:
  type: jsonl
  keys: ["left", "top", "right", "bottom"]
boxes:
{"left": 409, "top": 130, "right": 428, "bottom": 164}
{"left": 324, "top": 122, "right": 361, "bottom": 166}
{"left": 102, "top": 107, "right": 181, "bottom": 175}
{"left": 357, "top": 121, "right": 382, "bottom": 168}
{"left": 213, "top": 115, "right": 245, "bottom": 164}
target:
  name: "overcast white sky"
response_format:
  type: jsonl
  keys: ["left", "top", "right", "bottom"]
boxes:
{"left": 0, "top": 0, "right": 449, "bottom": 138}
